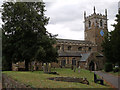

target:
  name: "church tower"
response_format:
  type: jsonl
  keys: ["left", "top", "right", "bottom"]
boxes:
{"left": 118, "top": 1, "right": 120, "bottom": 11}
{"left": 84, "top": 7, "right": 108, "bottom": 52}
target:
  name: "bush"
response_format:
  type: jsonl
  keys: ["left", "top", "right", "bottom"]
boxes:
{"left": 104, "top": 63, "right": 113, "bottom": 72}
{"left": 113, "top": 67, "right": 119, "bottom": 73}
{"left": 2, "top": 56, "right": 12, "bottom": 71}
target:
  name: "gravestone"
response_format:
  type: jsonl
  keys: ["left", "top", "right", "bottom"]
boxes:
{"left": 48, "top": 63, "right": 51, "bottom": 73}
{"left": 43, "top": 63, "right": 46, "bottom": 73}
{"left": 78, "top": 66, "right": 81, "bottom": 73}
{"left": 73, "top": 66, "right": 76, "bottom": 72}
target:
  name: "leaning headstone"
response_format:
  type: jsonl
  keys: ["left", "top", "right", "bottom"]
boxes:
{"left": 43, "top": 63, "right": 46, "bottom": 73}
{"left": 74, "top": 66, "right": 76, "bottom": 72}
{"left": 31, "top": 65, "right": 34, "bottom": 72}
{"left": 15, "top": 63, "right": 19, "bottom": 71}
{"left": 48, "top": 63, "right": 51, "bottom": 73}
{"left": 78, "top": 66, "right": 80, "bottom": 73}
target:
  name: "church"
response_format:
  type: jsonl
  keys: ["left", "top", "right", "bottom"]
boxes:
{"left": 12, "top": 7, "right": 108, "bottom": 71}
{"left": 52, "top": 7, "right": 108, "bottom": 71}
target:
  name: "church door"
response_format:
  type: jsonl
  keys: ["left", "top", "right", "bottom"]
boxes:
{"left": 89, "top": 61, "right": 95, "bottom": 71}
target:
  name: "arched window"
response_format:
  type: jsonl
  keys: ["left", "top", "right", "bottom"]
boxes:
{"left": 78, "top": 47, "right": 82, "bottom": 51}
{"left": 67, "top": 57, "right": 69, "bottom": 64}
{"left": 96, "top": 20, "right": 97, "bottom": 24}
{"left": 89, "top": 21, "right": 91, "bottom": 27}
{"left": 88, "top": 47, "right": 92, "bottom": 51}
{"left": 68, "top": 46, "right": 71, "bottom": 51}
{"left": 100, "top": 20, "right": 102, "bottom": 27}
{"left": 95, "top": 20, "right": 97, "bottom": 27}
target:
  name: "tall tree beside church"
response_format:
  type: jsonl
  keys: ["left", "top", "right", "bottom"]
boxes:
{"left": 111, "top": 10, "right": 120, "bottom": 65}
{"left": 2, "top": 2, "right": 58, "bottom": 70}
{"left": 102, "top": 10, "right": 120, "bottom": 66}
{"left": 102, "top": 32, "right": 114, "bottom": 63}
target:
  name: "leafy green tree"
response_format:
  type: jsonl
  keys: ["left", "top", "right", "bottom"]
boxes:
{"left": 2, "top": 2, "right": 58, "bottom": 71}
{"left": 102, "top": 10, "right": 120, "bottom": 66}
{"left": 111, "top": 10, "right": 120, "bottom": 66}
{"left": 102, "top": 32, "right": 114, "bottom": 63}
{"left": 0, "top": 29, "right": 2, "bottom": 71}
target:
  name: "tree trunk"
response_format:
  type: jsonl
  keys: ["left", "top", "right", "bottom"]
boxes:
{"left": 34, "top": 61, "right": 37, "bottom": 71}
{"left": 29, "top": 62, "right": 32, "bottom": 71}
{"left": 25, "top": 60, "right": 29, "bottom": 71}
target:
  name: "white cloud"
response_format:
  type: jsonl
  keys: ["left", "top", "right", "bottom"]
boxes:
{"left": 45, "top": 1, "right": 119, "bottom": 40}
{"left": 46, "top": 24, "right": 84, "bottom": 40}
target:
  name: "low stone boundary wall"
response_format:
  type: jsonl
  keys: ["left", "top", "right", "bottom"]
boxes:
{"left": 2, "top": 73, "right": 31, "bottom": 89}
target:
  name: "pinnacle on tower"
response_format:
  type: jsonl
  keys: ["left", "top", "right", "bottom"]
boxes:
{"left": 105, "top": 9, "right": 107, "bottom": 16}
{"left": 94, "top": 6, "right": 96, "bottom": 14}
{"left": 118, "top": 1, "right": 120, "bottom": 11}
{"left": 84, "top": 11, "right": 86, "bottom": 19}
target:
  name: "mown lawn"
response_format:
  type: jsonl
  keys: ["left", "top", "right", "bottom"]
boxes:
{"left": 3, "top": 68, "right": 111, "bottom": 88}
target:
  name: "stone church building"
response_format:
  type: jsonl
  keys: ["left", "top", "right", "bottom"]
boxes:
{"left": 52, "top": 7, "right": 108, "bottom": 71}
{"left": 12, "top": 7, "right": 108, "bottom": 71}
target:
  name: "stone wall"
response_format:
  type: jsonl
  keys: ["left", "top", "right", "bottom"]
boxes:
{"left": 2, "top": 74, "right": 31, "bottom": 88}
{"left": 79, "top": 61, "right": 86, "bottom": 69}
{"left": 57, "top": 57, "right": 81, "bottom": 68}
{"left": 56, "top": 43, "right": 97, "bottom": 52}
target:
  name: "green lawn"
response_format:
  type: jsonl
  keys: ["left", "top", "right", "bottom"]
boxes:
{"left": 3, "top": 68, "right": 111, "bottom": 88}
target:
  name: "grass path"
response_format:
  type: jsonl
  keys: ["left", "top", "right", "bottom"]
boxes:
{"left": 3, "top": 68, "right": 111, "bottom": 88}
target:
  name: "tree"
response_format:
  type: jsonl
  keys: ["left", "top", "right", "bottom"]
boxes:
{"left": 2, "top": 1, "right": 58, "bottom": 71}
{"left": 102, "top": 32, "right": 114, "bottom": 63}
{"left": 111, "top": 10, "right": 120, "bottom": 66}
{"left": 0, "top": 29, "right": 2, "bottom": 71}
{"left": 102, "top": 10, "right": 120, "bottom": 66}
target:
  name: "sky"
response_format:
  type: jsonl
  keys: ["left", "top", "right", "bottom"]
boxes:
{"left": 44, "top": 0, "right": 120, "bottom": 40}
{"left": 0, "top": 0, "right": 120, "bottom": 40}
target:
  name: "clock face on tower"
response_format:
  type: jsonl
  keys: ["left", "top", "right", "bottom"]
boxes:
{"left": 100, "top": 30, "right": 104, "bottom": 36}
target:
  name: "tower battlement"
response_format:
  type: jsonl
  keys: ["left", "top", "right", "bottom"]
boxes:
{"left": 84, "top": 7, "right": 107, "bottom": 21}
{"left": 84, "top": 7, "right": 108, "bottom": 52}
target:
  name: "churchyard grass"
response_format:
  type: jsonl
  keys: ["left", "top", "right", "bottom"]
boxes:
{"left": 3, "top": 68, "right": 111, "bottom": 88}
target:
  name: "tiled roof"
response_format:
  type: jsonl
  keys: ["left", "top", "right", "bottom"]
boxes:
{"left": 80, "top": 52, "right": 91, "bottom": 61}
{"left": 80, "top": 52, "right": 103, "bottom": 61}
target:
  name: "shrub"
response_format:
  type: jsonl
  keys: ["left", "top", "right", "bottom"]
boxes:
{"left": 104, "top": 63, "right": 113, "bottom": 72}
{"left": 113, "top": 67, "right": 119, "bottom": 73}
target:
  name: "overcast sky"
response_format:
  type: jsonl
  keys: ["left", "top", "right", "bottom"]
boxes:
{"left": 0, "top": 0, "right": 120, "bottom": 40}
{"left": 44, "top": 0, "right": 120, "bottom": 40}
